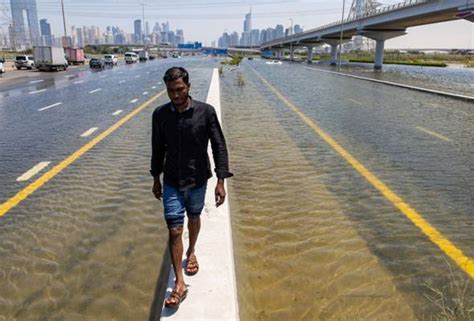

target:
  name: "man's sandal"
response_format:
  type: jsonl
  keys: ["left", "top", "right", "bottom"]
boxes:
{"left": 165, "top": 288, "right": 188, "bottom": 308}
{"left": 185, "top": 254, "right": 199, "bottom": 276}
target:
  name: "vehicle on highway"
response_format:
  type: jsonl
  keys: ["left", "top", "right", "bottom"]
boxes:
{"left": 0, "top": 61, "right": 5, "bottom": 73}
{"left": 125, "top": 52, "right": 138, "bottom": 64}
{"left": 15, "top": 55, "right": 34, "bottom": 70}
{"left": 139, "top": 51, "right": 149, "bottom": 62}
{"left": 104, "top": 54, "right": 118, "bottom": 66}
{"left": 149, "top": 55, "right": 156, "bottom": 60}
{"left": 34, "top": 46, "right": 69, "bottom": 71}
{"left": 89, "top": 58, "right": 105, "bottom": 69}
{"left": 266, "top": 60, "right": 282, "bottom": 65}
{"left": 65, "top": 47, "right": 85, "bottom": 65}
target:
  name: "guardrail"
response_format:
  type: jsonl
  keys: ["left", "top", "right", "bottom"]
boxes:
{"left": 262, "top": 0, "right": 428, "bottom": 47}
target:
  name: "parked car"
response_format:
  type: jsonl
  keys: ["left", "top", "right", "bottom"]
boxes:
{"left": 15, "top": 55, "right": 34, "bottom": 70}
{"left": 125, "top": 52, "right": 138, "bottom": 64}
{"left": 104, "top": 54, "right": 118, "bottom": 66}
{"left": 89, "top": 58, "right": 105, "bottom": 69}
{"left": 0, "top": 61, "right": 5, "bottom": 73}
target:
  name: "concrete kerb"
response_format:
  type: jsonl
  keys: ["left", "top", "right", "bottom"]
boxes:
{"left": 160, "top": 68, "right": 240, "bottom": 321}
{"left": 303, "top": 66, "right": 474, "bottom": 102}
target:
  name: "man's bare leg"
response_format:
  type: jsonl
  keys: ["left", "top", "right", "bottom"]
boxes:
{"left": 166, "top": 227, "right": 187, "bottom": 305}
{"left": 186, "top": 216, "right": 201, "bottom": 274}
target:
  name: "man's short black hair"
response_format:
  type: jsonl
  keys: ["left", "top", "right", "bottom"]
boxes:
{"left": 163, "top": 67, "right": 189, "bottom": 84}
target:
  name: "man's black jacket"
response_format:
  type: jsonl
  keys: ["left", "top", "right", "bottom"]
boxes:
{"left": 150, "top": 99, "right": 233, "bottom": 191}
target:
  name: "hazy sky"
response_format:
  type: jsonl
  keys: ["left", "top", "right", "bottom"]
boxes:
{"left": 1, "top": 0, "right": 473, "bottom": 48}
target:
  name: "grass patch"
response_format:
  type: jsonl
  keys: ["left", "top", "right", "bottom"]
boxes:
{"left": 221, "top": 54, "right": 243, "bottom": 66}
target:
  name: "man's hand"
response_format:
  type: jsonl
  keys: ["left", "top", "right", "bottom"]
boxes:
{"left": 152, "top": 177, "right": 162, "bottom": 200}
{"left": 215, "top": 179, "right": 226, "bottom": 207}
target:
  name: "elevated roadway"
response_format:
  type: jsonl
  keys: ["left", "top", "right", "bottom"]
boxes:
{"left": 260, "top": 0, "right": 474, "bottom": 69}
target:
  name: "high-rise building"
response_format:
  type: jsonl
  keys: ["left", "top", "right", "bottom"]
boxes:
{"left": 176, "top": 29, "right": 184, "bottom": 44}
{"left": 230, "top": 32, "right": 239, "bottom": 46}
{"left": 294, "top": 24, "right": 303, "bottom": 34}
{"left": 250, "top": 29, "right": 260, "bottom": 46}
{"left": 39, "top": 19, "right": 52, "bottom": 46}
{"left": 145, "top": 22, "right": 150, "bottom": 37}
{"left": 134, "top": 19, "right": 142, "bottom": 43}
{"left": 275, "top": 24, "right": 284, "bottom": 39}
{"left": 243, "top": 10, "right": 251, "bottom": 33}
{"left": 76, "top": 27, "right": 84, "bottom": 47}
{"left": 10, "top": 0, "right": 41, "bottom": 49}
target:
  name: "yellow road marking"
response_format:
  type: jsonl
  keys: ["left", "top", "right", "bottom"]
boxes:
{"left": 0, "top": 90, "right": 166, "bottom": 218}
{"left": 251, "top": 67, "right": 474, "bottom": 279}
{"left": 416, "top": 126, "right": 452, "bottom": 142}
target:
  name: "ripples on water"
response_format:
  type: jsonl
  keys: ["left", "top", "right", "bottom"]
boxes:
{"left": 222, "top": 62, "right": 473, "bottom": 321}
{"left": 0, "top": 61, "right": 213, "bottom": 320}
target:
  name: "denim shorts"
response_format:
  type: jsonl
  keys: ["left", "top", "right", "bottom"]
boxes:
{"left": 163, "top": 183, "right": 207, "bottom": 229}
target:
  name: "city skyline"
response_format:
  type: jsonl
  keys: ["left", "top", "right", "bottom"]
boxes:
{"left": 1, "top": 0, "right": 473, "bottom": 49}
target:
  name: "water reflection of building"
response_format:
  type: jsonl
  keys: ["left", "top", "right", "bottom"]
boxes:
{"left": 9, "top": 0, "right": 41, "bottom": 49}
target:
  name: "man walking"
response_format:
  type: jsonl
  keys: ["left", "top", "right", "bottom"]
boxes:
{"left": 151, "top": 67, "right": 233, "bottom": 308}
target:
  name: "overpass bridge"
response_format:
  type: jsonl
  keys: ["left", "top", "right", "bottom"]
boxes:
{"left": 260, "top": 0, "right": 474, "bottom": 69}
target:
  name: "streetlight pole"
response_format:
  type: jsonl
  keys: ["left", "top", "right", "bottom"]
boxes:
{"left": 61, "top": 0, "right": 68, "bottom": 46}
{"left": 338, "top": 0, "right": 346, "bottom": 71}
{"left": 289, "top": 18, "right": 293, "bottom": 62}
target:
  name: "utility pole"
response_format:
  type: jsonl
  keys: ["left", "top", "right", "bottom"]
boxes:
{"left": 289, "top": 18, "right": 293, "bottom": 62}
{"left": 141, "top": 3, "right": 145, "bottom": 46}
{"left": 338, "top": 0, "right": 346, "bottom": 71}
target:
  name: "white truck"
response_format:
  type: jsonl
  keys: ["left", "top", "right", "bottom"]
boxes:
{"left": 138, "top": 50, "right": 149, "bottom": 61}
{"left": 34, "top": 46, "right": 68, "bottom": 71}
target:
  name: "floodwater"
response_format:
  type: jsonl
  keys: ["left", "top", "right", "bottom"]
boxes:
{"left": 0, "top": 58, "right": 472, "bottom": 320}
{"left": 222, "top": 60, "right": 473, "bottom": 320}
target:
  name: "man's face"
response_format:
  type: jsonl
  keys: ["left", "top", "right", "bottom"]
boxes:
{"left": 166, "top": 78, "right": 190, "bottom": 107}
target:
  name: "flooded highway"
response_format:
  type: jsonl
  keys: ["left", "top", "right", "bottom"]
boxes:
{"left": 0, "top": 57, "right": 473, "bottom": 320}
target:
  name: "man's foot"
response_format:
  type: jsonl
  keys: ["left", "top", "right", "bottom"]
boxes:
{"left": 164, "top": 287, "right": 188, "bottom": 308}
{"left": 185, "top": 254, "right": 199, "bottom": 276}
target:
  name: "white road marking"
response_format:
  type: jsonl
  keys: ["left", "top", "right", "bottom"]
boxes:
{"left": 17, "top": 162, "right": 51, "bottom": 182}
{"left": 130, "top": 99, "right": 138, "bottom": 103}
{"left": 112, "top": 110, "right": 123, "bottom": 116}
{"left": 143, "top": 91, "right": 149, "bottom": 95}
{"left": 157, "top": 82, "right": 162, "bottom": 84}
{"left": 152, "top": 86, "right": 156, "bottom": 89}
{"left": 118, "top": 71, "right": 123, "bottom": 74}
{"left": 29, "top": 89, "right": 47, "bottom": 94}
{"left": 80, "top": 127, "right": 99, "bottom": 137}
{"left": 29, "top": 79, "right": 44, "bottom": 84}
{"left": 89, "top": 88, "right": 102, "bottom": 94}
{"left": 65, "top": 75, "right": 75, "bottom": 78}
{"left": 119, "top": 80, "right": 126, "bottom": 84}
{"left": 100, "top": 75, "right": 107, "bottom": 78}
{"left": 38, "top": 102, "right": 63, "bottom": 111}
{"left": 147, "top": 71, "right": 150, "bottom": 74}
{"left": 135, "top": 75, "right": 141, "bottom": 78}
{"left": 348, "top": 98, "right": 363, "bottom": 106}
{"left": 74, "top": 80, "right": 84, "bottom": 84}
{"left": 416, "top": 126, "right": 452, "bottom": 142}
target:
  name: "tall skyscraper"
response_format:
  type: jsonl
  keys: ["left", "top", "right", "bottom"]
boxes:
{"left": 10, "top": 0, "right": 41, "bottom": 49}
{"left": 39, "top": 19, "right": 52, "bottom": 46}
{"left": 134, "top": 19, "right": 142, "bottom": 43}
{"left": 243, "top": 10, "right": 251, "bottom": 33}
{"left": 275, "top": 24, "right": 284, "bottom": 39}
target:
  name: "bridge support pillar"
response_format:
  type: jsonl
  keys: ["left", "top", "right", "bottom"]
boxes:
{"left": 374, "top": 40, "right": 385, "bottom": 70}
{"left": 330, "top": 45, "right": 338, "bottom": 66}
{"left": 362, "top": 29, "right": 407, "bottom": 70}
{"left": 289, "top": 47, "right": 295, "bottom": 61}
{"left": 306, "top": 46, "right": 313, "bottom": 63}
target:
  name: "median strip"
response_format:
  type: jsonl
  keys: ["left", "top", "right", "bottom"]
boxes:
{"left": 251, "top": 66, "right": 474, "bottom": 279}
{"left": 0, "top": 90, "right": 166, "bottom": 218}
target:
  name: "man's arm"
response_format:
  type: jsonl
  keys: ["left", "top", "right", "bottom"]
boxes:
{"left": 208, "top": 108, "right": 233, "bottom": 207}
{"left": 151, "top": 109, "right": 166, "bottom": 200}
